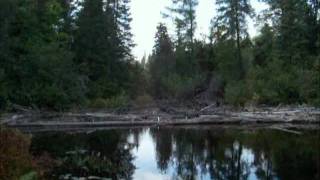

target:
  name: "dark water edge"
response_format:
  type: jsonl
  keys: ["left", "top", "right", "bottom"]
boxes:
{"left": 20, "top": 126, "right": 319, "bottom": 180}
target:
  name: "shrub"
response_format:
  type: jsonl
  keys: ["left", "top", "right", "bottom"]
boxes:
{"left": 225, "top": 81, "right": 251, "bottom": 106}
{"left": 104, "top": 93, "right": 129, "bottom": 108}
{"left": 134, "top": 94, "right": 153, "bottom": 107}
{"left": 89, "top": 92, "right": 129, "bottom": 109}
{"left": 298, "top": 57, "right": 320, "bottom": 106}
{"left": 247, "top": 59, "right": 307, "bottom": 105}
{"left": 89, "top": 98, "right": 108, "bottom": 109}
{"left": 165, "top": 73, "right": 205, "bottom": 99}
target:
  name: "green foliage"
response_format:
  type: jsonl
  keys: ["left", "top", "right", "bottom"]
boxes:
{"left": 127, "top": 61, "right": 148, "bottom": 98}
{"left": 74, "top": 0, "right": 122, "bottom": 99}
{"left": 248, "top": 59, "right": 302, "bottom": 105}
{"left": 30, "top": 130, "right": 135, "bottom": 179}
{"left": 19, "top": 171, "right": 37, "bottom": 180}
{"left": 214, "top": 40, "right": 238, "bottom": 81}
{"left": 214, "top": 0, "right": 254, "bottom": 79}
{"left": 0, "top": 69, "right": 7, "bottom": 109}
{"left": 0, "top": 0, "right": 86, "bottom": 110}
{"left": 214, "top": 0, "right": 254, "bottom": 39}
{"left": 73, "top": 0, "right": 137, "bottom": 101}
{"left": 0, "top": 0, "right": 142, "bottom": 110}
{"left": 148, "top": 22, "right": 208, "bottom": 99}
{"left": 90, "top": 93, "right": 129, "bottom": 109}
{"left": 247, "top": 65, "right": 277, "bottom": 104}
{"left": 89, "top": 98, "right": 109, "bottom": 109}
{"left": 298, "top": 56, "right": 320, "bottom": 106}
{"left": 165, "top": 73, "right": 205, "bottom": 99}
{"left": 225, "top": 81, "right": 251, "bottom": 106}
{"left": 165, "top": 0, "right": 198, "bottom": 46}
{"left": 104, "top": 93, "right": 129, "bottom": 109}
{"left": 148, "top": 23, "right": 176, "bottom": 98}
{"left": 0, "top": 0, "right": 319, "bottom": 109}
{"left": 134, "top": 94, "right": 153, "bottom": 107}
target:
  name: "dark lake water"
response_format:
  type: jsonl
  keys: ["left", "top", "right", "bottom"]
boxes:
{"left": 30, "top": 127, "right": 320, "bottom": 180}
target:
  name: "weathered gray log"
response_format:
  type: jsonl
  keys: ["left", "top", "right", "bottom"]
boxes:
{"left": 271, "top": 127, "right": 302, "bottom": 135}
{"left": 2, "top": 106, "right": 320, "bottom": 132}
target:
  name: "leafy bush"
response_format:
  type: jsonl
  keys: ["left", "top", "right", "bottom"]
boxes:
{"left": 104, "top": 93, "right": 129, "bottom": 108}
{"left": 247, "top": 58, "right": 306, "bottom": 105}
{"left": 225, "top": 81, "right": 251, "bottom": 106}
{"left": 300, "top": 57, "right": 320, "bottom": 106}
{"left": 90, "top": 92, "right": 129, "bottom": 109}
{"left": 165, "top": 73, "right": 205, "bottom": 99}
{"left": 0, "top": 69, "right": 7, "bottom": 110}
{"left": 19, "top": 171, "right": 37, "bottom": 180}
{"left": 134, "top": 94, "right": 153, "bottom": 107}
{"left": 90, "top": 98, "right": 109, "bottom": 109}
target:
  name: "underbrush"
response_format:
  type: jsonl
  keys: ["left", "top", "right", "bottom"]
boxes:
{"left": 134, "top": 94, "right": 154, "bottom": 107}
{"left": 89, "top": 92, "right": 130, "bottom": 109}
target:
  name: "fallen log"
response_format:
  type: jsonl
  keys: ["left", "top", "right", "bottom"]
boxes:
{"left": 271, "top": 127, "right": 302, "bottom": 135}
{"left": 200, "top": 104, "right": 215, "bottom": 112}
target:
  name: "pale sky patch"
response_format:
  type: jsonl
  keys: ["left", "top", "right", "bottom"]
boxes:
{"left": 130, "top": 0, "right": 268, "bottom": 60}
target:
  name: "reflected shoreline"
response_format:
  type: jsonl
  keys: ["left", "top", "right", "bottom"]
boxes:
{"left": 13, "top": 123, "right": 320, "bottom": 134}
{"left": 1, "top": 126, "right": 319, "bottom": 180}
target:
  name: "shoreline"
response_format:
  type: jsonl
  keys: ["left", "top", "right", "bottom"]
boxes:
{"left": 8, "top": 122, "right": 319, "bottom": 134}
{"left": 1, "top": 105, "right": 319, "bottom": 132}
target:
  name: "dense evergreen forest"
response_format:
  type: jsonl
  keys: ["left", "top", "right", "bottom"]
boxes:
{"left": 0, "top": 0, "right": 319, "bottom": 111}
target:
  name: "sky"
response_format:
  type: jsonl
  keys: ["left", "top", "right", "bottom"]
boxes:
{"left": 130, "top": 0, "right": 269, "bottom": 60}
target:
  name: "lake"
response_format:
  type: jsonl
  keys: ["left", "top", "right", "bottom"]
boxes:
{"left": 28, "top": 126, "right": 319, "bottom": 180}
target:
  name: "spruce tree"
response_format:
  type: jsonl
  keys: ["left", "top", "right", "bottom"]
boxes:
{"left": 0, "top": 0, "right": 85, "bottom": 109}
{"left": 148, "top": 23, "right": 175, "bottom": 98}
{"left": 214, "top": 0, "right": 254, "bottom": 79}
{"left": 262, "top": 0, "right": 316, "bottom": 66}
{"left": 115, "top": 0, "right": 135, "bottom": 59}
{"left": 164, "top": 0, "right": 199, "bottom": 78}
{"left": 165, "top": 0, "right": 198, "bottom": 49}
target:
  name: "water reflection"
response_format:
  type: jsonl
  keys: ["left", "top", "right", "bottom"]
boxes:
{"left": 29, "top": 127, "right": 319, "bottom": 180}
{"left": 31, "top": 130, "right": 135, "bottom": 179}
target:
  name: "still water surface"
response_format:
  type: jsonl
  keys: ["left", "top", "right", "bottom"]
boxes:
{"left": 30, "top": 127, "right": 320, "bottom": 180}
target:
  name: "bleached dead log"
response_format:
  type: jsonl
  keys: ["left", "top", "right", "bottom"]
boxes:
{"left": 12, "top": 104, "right": 33, "bottom": 113}
{"left": 200, "top": 104, "right": 215, "bottom": 112}
{"left": 271, "top": 127, "right": 302, "bottom": 135}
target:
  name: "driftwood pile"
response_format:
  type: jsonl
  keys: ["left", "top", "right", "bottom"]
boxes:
{"left": 1, "top": 104, "right": 319, "bottom": 132}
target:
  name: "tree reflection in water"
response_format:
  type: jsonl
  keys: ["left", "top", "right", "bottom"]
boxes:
{"left": 28, "top": 127, "right": 319, "bottom": 180}
{"left": 31, "top": 130, "right": 136, "bottom": 179}
{"left": 149, "top": 127, "right": 319, "bottom": 180}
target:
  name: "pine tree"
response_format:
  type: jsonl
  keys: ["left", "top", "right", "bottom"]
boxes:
{"left": 165, "top": 0, "right": 198, "bottom": 49}
{"left": 262, "top": 0, "right": 315, "bottom": 66}
{"left": 214, "top": 0, "right": 254, "bottom": 79}
{"left": 305, "top": 0, "right": 320, "bottom": 55}
{"left": 74, "top": 0, "right": 118, "bottom": 98}
{"left": 164, "top": 0, "right": 199, "bottom": 78}
{"left": 115, "top": 0, "right": 135, "bottom": 59}
{"left": 148, "top": 23, "right": 175, "bottom": 98}
{"left": 252, "top": 24, "right": 274, "bottom": 66}
{"left": 0, "top": 0, "right": 85, "bottom": 109}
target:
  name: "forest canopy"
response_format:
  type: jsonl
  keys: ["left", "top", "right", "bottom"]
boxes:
{"left": 0, "top": 0, "right": 319, "bottom": 110}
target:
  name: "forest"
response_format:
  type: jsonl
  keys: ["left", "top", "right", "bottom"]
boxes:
{"left": 0, "top": 1, "right": 320, "bottom": 179}
{"left": 0, "top": 0, "right": 319, "bottom": 111}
